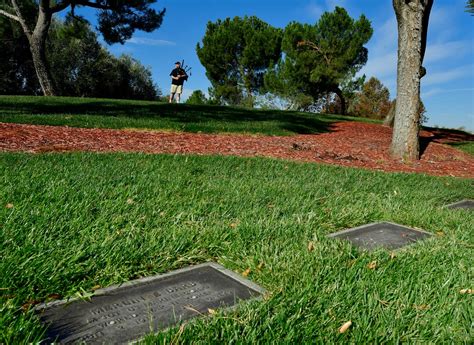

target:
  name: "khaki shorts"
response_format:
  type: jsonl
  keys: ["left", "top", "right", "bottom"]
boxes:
{"left": 170, "top": 84, "right": 183, "bottom": 94}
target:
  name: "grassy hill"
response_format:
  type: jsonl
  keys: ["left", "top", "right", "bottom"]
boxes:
{"left": 0, "top": 95, "right": 376, "bottom": 136}
{"left": 0, "top": 96, "right": 473, "bottom": 342}
{"left": 1, "top": 153, "right": 473, "bottom": 343}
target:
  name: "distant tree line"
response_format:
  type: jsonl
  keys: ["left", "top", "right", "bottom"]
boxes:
{"left": 0, "top": 0, "right": 163, "bottom": 100}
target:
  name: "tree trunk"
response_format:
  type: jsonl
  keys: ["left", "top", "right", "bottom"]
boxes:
{"left": 332, "top": 86, "right": 346, "bottom": 115}
{"left": 384, "top": 100, "right": 396, "bottom": 127}
{"left": 29, "top": 6, "right": 55, "bottom": 96}
{"left": 390, "top": 0, "right": 433, "bottom": 160}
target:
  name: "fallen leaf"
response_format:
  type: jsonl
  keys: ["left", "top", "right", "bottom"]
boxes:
{"left": 126, "top": 198, "right": 134, "bottom": 204}
{"left": 183, "top": 305, "right": 203, "bottom": 315}
{"left": 367, "top": 261, "right": 377, "bottom": 270}
{"left": 91, "top": 285, "right": 101, "bottom": 291}
{"left": 339, "top": 320, "right": 352, "bottom": 333}
{"left": 459, "top": 289, "right": 473, "bottom": 294}
{"left": 346, "top": 259, "right": 357, "bottom": 268}
{"left": 207, "top": 308, "right": 217, "bottom": 315}
{"left": 21, "top": 299, "right": 40, "bottom": 311}
{"left": 5, "top": 203, "right": 13, "bottom": 209}
{"left": 390, "top": 252, "right": 396, "bottom": 260}
{"left": 307, "top": 241, "right": 315, "bottom": 252}
{"left": 47, "top": 293, "right": 61, "bottom": 300}
{"left": 230, "top": 223, "right": 238, "bottom": 228}
{"left": 242, "top": 268, "right": 251, "bottom": 277}
{"left": 436, "top": 231, "right": 445, "bottom": 237}
{"left": 413, "top": 304, "right": 430, "bottom": 311}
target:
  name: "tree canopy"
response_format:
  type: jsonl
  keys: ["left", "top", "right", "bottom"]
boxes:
{"left": 265, "top": 7, "right": 372, "bottom": 114}
{"left": 352, "top": 77, "right": 392, "bottom": 119}
{"left": 197, "top": 16, "right": 282, "bottom": 107}
{"left": 0, "top": 0, "right": 165, "bottom": 96}
{"left": 1, "top": 13, "right": 160, "bottom": 100}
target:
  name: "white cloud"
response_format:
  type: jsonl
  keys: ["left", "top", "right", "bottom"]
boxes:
{"left": 370, "top": 17, "right": 397, "bottom": 56}
{"left": 325, "top": 0, "right": 346, "bottom": 11}
{"left": 359, "top": 51, "right": 397, "bottom": 79}
{"left": 424, "top": 40, "right": 471, "bottom": 64}
{"left": 126, "top": 37, "right": 176, "bottom": 46}
{"left": 306, "top": 3, "right": 324, "bottom": 19}
{"left": 423, "top": 65, "right": 474, "bottom": 86}
{"left": 422, "top": 87, "right": 474, "bottom": 98}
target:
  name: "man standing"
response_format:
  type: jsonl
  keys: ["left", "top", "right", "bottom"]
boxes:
{"left": 169, "top": 61, "right": 187, "bottom": 103}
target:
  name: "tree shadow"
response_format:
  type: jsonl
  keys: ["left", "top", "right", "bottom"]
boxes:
{"left": 419, "top": 126, "right": 474, "bottom": 156}
{"left": 0, "top": 97, "right": 349, "bottom": 135}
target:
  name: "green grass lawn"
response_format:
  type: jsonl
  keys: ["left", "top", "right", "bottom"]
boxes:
{"left": 0, "top": 95, "right": 377, "bottom": 135}
{"left": 448, "top": 141, "right": 474, "bottom": 155}
{"left": 1, "top": 152, "right": 472, "bottom": 343}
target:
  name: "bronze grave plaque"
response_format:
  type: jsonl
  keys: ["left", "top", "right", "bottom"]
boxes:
{"left": 36, "top": 263, "right": 264, "bottom": 344}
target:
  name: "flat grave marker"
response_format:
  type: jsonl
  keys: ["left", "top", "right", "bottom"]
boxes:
{"left": 328, "top": 222, "right": 432, "bottom": 250}
{"left": 35, "top": 263, "right": 265, "bottom": 344}
{"left": 444, "top": 199, "right": 474, "bottom": 210}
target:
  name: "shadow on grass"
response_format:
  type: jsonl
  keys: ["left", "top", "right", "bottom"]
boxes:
{"left": 420, "top": 126, "right": 474, "bottom": 156}
{"left": 0, "top": 96, "right": 358, "bottom": 135}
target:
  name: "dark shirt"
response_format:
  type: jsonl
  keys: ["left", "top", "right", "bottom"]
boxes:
{"left": 170, "top": 68, "right": 187, "bottom": 86}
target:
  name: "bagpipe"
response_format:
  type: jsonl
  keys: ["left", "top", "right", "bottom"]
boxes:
{"left": 180, "top": 60, "right": 192, "bottom": 82}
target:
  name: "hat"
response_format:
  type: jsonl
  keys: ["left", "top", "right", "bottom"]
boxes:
{"left": 175, "top": 61, "right": 181, "bottom": 65}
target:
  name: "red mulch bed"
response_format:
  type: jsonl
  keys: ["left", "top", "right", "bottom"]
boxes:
{"left": 0, "top": 122, "right": 473, "bottom": 178}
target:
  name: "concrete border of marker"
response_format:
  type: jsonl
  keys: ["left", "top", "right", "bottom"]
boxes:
{"left": 35, "top": 262, "right": 265, "bottom": 311}
{"left": 327, "top": 221, "right": 433, "bottom": 251}
{"left": 443, "top": 199, "right": 474, "bottom": 210}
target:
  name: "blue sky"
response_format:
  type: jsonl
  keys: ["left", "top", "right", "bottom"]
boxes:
{"left": 75, "top": 0, "right": 474, "bottom": 132}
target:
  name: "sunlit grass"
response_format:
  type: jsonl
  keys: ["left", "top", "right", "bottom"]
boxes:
{"left": 0, "top": 95, "right": 377, "bottom": 135}
{"left": 1, "top": 152, "right": 472, "bottom": 343}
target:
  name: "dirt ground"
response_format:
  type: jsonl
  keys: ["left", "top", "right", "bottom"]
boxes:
{"left": 1, "top": 121, "right": 473, "bottom": 178}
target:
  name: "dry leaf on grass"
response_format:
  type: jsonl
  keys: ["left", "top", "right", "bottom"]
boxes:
{"left": 208, "top": 308, "right": 217, "bottom": 315}
{"left": 47, "top": 293, "right": 61, "bottom": 300}
{"left": 242, "top": 268, "right": 251, "bottom": 277}
{"left": 91, "top": 285, "right": 101, "bottom": 291}
{"left": 367, "top": 261, "right": 377, "bottom": 270}
{"left": 126, "top": 198, "right": 134, "bottom": 204}
{"left": 5, "top": 203, "right": 13, "bottom": 209}
{"left": 307, "top": 241, "right": 315, "bottom": 252}
{"left": 339, "top": 320, "right": 352, "bottom": 333}
{"left": 413, "top": 304, "right": 430, "bottom": 311}
{"left": 459, "top": 288, "right": 473, "bottom": 294}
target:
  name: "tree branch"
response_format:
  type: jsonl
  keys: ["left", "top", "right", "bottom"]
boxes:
{"left": 74, "top": 0, "right": 112, "bottom": 10}
{"left": 297, "top": 41, "right": 330, "bottom": 65}
{"left": 9, "top": 0, "right": 32, "bottom": 37}
{"left": 50, "top": 1, "right": 72, "bottom": 14}
{"left": 0, "top": 8, "right": 20, "bottom": 22}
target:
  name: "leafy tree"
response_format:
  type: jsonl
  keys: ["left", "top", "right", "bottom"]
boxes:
{"left": 1, "top": 12, "right": 160, "bottom": 100}
{"left": 0, "top": 0, "right": 39, "bottom": 94}
{"left": 0, "top": 0, "right": 165, "bottom": 96}
{"left": 467, "top": 0, "right": 474, "bottom": 14}
{"left": 186, "top": 90, "right": 208, "bottom": 105}
{"left": 352, "top": 77, "right": 392, "bottom": 119}
{"left": 391, "top": 0, "right": 433, "bottom": 160}
{"left": 265, "top": 7, "right": 372, "bottom": 114}
{"left": 197, "top": 16, "right": 282, "bottom": 107}
{"left": 48, "top": 15, "right": 160, "bottom": 100}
